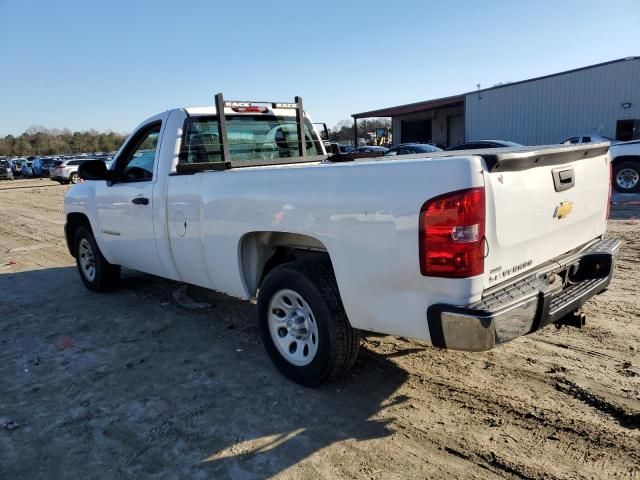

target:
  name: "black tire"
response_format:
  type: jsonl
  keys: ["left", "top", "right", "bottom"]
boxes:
{"left": 74, "top": 226, "right": 120, "bottom": 292}
{"left": 69, "top": 172, "right": 79, "bottom": 184}
{"left": 613, "top": 160, "right": 640, "bottom": 193}
{"left": 258, "top": 261, "right": 360, "bottom": 387}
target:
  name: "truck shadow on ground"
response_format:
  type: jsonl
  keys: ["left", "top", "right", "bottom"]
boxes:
{"left": 0, "top": 266, "right": 412, "bottom": 479}
{"left": 199, "top": 347, "right": 410, "bottom": 478}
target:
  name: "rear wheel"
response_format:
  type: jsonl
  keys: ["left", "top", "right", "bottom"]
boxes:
{"left": 258, "top": 261, "right": 360, "bottom": 386}
{"left": 613, "top": 160, "right": 640, "bottom": 193}
{"left": 69, "top": 172, "right": 79, "bottom": 184}
{"left": 74, "top": 226, "right": 120, "bottom": 292}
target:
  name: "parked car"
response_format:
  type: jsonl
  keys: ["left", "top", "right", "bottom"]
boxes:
{"left": 352, "top": 146, "right": 389, "bottom": 153}
{"left": 50, "top": 158, "right": 91, "bottom": 184}
{"left": 385, "top": 143, "right": 442, "bottom": 156}
{"left": 446, "top": 140, "right": 522, "bottom": 151}
{"left": 19, "top": 160, "right": 34, "bottom": 177}
{"left": 0, "top": 159, "right": 14, "bottom": 180}
{"left": 609, "top": 140, "right": 640, "bottom": 193}
{"left": 9, "top": 158, "right": 24, "bottom": 176}
{"left": 64, "top": 95, "right": 618, "bottom": 386}
{"left": 32, "top": 158, "right": 45, "bottom": 176}
{"left": 560, "top": 135, "right": 616, "bottom": 145}
{"left": 33, "top": 157, "right": 56, "bottom": 177}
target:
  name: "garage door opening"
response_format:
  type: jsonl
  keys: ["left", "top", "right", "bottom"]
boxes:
{"left": 447, "top": 115, "right": 465, "bottom": 147}
{"left": 401, "top": 120, "right": 431, "bottom": 144}
{"left": 616, "top": 119, "right": 640, "bottom": 141}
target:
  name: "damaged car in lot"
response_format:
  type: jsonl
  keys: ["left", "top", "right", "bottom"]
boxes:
{"left": 63, "top": 94, "right": 620, "bottom": 386}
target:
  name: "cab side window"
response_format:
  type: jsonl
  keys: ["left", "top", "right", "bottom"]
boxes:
{"left": 115, "top": 122, "right": 161, "bottom": 182}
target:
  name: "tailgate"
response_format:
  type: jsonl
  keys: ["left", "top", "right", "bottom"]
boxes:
{"left": 482, "top": 143, "right": 611, "bottom": 288}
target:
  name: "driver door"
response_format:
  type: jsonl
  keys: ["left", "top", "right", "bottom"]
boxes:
{"left": 95, "top": 120, "right": 164, "bottom": 275}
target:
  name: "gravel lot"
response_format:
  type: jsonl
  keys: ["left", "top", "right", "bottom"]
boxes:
{"left": 0, "top": 178, "right": 638, "bottom": 480}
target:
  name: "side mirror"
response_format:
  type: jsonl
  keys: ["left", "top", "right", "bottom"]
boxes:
{"left": 78, "top": 160, "right": 109, "bottom": 181}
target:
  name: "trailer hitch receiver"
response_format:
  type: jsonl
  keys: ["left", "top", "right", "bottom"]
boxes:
{"left": 555, "top": 311, "right": 586, "bottom": 329}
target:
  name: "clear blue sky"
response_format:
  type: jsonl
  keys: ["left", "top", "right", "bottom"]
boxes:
{"left": 0, "top": 0, "right": 638, "bottom": 136}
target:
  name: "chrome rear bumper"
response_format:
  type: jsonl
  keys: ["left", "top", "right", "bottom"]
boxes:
{"left": 426, "top": 237, "right": 621, "bottom": 351}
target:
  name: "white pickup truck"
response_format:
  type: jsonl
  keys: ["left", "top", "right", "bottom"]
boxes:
{"left": 610, "top": 140, "right": 640, "bottom": 193}
{"left": 64, "top": 95, "right": 620, "bottom": 386}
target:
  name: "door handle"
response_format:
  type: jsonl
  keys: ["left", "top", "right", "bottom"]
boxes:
{"left": 552, "top": 168, "right": 575, "bottom": 192}
{"left": 132, "top": 197, "right": 149, "bottom": 205}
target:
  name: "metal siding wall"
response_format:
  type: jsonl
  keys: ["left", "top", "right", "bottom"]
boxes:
{"left": 465, "top": 59, "right": 640, "bottom": 145}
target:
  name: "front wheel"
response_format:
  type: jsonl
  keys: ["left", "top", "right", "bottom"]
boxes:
{"left": 258, "top": 261, "right": 360, "bottom": 386}
{"left": 613, "top": 160, "right": 640, "bottom": 193}
{"left": 74, "top": 226, "right": 120, "bottom": 292}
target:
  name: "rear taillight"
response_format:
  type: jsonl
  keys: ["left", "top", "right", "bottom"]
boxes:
{"left": 606, "top": 161, "right": 612, "bottom": 220}
{"left": 419, "top": 187, "right": 485, "bottom": 278}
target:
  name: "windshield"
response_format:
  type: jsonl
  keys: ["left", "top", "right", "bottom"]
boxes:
{"left": 180, "top": 115, "right": 324, "bottom": 165}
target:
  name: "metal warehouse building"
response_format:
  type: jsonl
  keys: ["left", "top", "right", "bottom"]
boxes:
{"left": 352, "top": 57, "right": 640, "bottom": 147}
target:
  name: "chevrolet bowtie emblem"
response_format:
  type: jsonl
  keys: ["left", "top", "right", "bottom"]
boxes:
{"left": 553, "top": 201, "right": 573, "bottom": 219}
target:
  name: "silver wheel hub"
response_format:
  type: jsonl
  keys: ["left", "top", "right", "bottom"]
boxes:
{"left": 617, "top": 168, "right": 639, "bottom": 189}
{"left": 268, "top": 289, "right": 319, "bottom": 366}
{"left": 78, "top": 238, "right": 96, "bottom": 282}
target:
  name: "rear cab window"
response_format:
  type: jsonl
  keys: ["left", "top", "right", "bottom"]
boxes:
{"left": 179, "top": 115, "right": 324, "bottom": 166}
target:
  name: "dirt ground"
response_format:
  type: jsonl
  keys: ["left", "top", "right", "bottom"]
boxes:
{"left": 0, "top": 178, "right": 638, "bottom": 480}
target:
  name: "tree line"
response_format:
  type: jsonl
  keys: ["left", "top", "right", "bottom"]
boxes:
{"left": 0, "top": 126, "right": 127, "bottom": 157}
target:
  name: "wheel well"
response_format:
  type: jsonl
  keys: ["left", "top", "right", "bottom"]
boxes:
{"left": 66, "top": 213, "right": 91, "bottom": 257}
{"left": 240, "top": 232, "right": 332, "bottom": 297}
{"left": 612, "top": 155, "right": 640, "bottom": 167}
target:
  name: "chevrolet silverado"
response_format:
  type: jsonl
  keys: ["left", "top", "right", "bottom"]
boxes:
{"left": 63, "top": 94, "right": 620, "bottom": 386}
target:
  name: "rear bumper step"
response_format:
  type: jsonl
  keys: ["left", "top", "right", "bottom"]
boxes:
{"left": 427, "top": 237, "right": 621, "bottom": 351}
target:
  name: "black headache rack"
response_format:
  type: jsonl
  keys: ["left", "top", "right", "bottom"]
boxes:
{"left": 176, "top": 93, "right": 337, "bottom": 174}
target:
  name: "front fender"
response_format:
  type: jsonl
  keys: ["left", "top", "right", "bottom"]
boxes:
{"left": 64, "top": 182, "right": 115, "bottom": 264}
